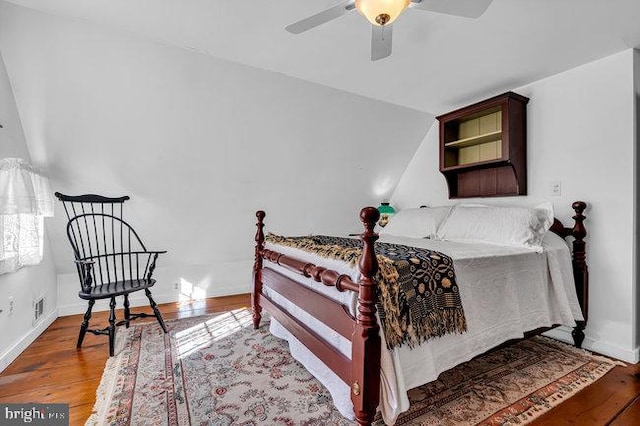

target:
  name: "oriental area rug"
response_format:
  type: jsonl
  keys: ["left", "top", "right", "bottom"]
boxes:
{"left": 86, "top": 309, "right": 620, "bottom": 426}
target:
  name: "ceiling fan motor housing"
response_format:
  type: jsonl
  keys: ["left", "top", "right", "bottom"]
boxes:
{"left": 285, "top": 0, "right": 495, "bottom": 61}
{"left": 356, "top": 0, "right": 411, "bottom": 26}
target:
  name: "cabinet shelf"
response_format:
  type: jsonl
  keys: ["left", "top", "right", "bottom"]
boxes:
{"left": 437, "top": 92, "right": 528, "bottom": 199}
{"left": 440, "top": 158, "right": 507, "bottom": 173}
{"left": 444, "top": 130, "right": 502, "bottom": 148}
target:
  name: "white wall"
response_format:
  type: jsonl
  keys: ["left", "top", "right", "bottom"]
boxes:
{"left": 392, "top": 49, "right": 638, "bottom": 362}
{"left": 0, "top": 52, "right": 58, "bottom": 372}
{"left": 0, "top": 3, "right": 431, "bottom": 315}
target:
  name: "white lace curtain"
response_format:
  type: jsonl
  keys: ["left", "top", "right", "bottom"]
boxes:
{"left": 0, "top": 158, "right": 54, "bottom": 275}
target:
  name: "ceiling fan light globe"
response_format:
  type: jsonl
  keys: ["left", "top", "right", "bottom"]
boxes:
{"left": 355, "top": 0, "right": 410, "bottom": 26}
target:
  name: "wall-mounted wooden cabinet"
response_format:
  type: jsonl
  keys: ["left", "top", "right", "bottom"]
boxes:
{"left": 437, "top": 91, "right": 529, "bottom": 199}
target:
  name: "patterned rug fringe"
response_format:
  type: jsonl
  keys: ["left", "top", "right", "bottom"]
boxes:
{"left": 86, "top": 312, "right": 623, "bottom": 426}
{"left": 391, "top": 335, "right": 623, "bottom": 426}
{"left": 476, "top": 337, "right": 625, "bottom": 425}
{"left": 85, "top": 324, "right": 143, "bottom": 426}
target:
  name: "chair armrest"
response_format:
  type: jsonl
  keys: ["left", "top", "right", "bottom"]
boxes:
{"left": 144, "top": 250, "right": 167, "bottom": 255}
{"left": 77, "top": 252, "right": 166, "bottom": 262}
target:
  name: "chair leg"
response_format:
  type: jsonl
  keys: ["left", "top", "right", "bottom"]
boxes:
{"left": 145, "top": 288, "right": 167, "bottom": 333}
{"left": 77, "top": 299, "right": 95, "bottom": 349}
{"left": 108, "top": 297, "right": 117, "bottom": 357}
{"left": 123, "top": 294, "right": 131, "bottom": 328}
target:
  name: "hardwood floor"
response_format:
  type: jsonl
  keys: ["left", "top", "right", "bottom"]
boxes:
{"left": 0, "top": 294, "right": 251, "bottom": 425}
{"left": 0, "top": 293, "right": 638, "bottom": 425}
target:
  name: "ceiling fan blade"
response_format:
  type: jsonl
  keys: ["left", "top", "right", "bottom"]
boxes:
{"left": 410, "top": 0, "right": 494, "bottom": 18}
{"left": 371, "top": 24, "right": 393, "bottom": 61}
{"left": 285, "top": 1, "right": 356, "bottom": 34}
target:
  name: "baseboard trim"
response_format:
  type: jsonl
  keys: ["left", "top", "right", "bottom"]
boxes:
{"left": 585, "top": 337, "right": 640, "bottom": 364}
{"left": 0, "top": 309, "right": 58, "bottom": 373}
{"left": 544, "top": 326, "right": 639, "bottom": 363}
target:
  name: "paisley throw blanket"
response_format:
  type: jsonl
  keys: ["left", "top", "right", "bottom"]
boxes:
{"left": 265, "top": 234, "right": 467, "bottom": 349}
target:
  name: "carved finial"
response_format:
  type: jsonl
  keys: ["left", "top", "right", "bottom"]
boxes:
{"left": 572, "top": 201, "right": 586, "bottom": 216}
{"left": 358, "top": 207, "right": 380, "bottom": 280}
{"left": 360, "top": 207, "right": 380, "bottom": 232}
{"left": 357, "top": 206, "right": 380, "bottom": 329}
{"left": 571, "top": 201, "right": 587, "bottom": 241}
{"left": 255, "top": 210, "right": 266, "bottom": 245}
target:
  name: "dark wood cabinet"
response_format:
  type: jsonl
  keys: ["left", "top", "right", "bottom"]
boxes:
{"left": 437, "top": 91, "right": 529, "bottom": 198}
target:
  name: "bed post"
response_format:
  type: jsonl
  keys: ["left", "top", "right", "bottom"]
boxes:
{"left": 351, "top": 207, "right": 381, "bottom": 426}
{"left": 253, "top": 210, "right": 266, "bottom": 329}
{"left": 570, "top": 201, "right": 588, "bottom": 348}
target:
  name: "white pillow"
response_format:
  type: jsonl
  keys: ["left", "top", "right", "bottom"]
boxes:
{"left": 436, "top": 203, "right": 554, "bottom": 252}
{"left": 379, "top": 206, "right": 452, "bottom": 238}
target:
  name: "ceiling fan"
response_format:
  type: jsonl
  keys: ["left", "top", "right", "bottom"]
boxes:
{"left": 285, "top": 0, "right": 494, "bottom": 61}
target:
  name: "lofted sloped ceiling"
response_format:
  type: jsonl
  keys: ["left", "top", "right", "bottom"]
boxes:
{"left": 2, "top": 0, "right": 640, "bottom": 302}
{"left": 0, "top": 1, "right": 430, "bottom": 300}
{"left": 3, "top": 0, "right": 640, "bottom": 113}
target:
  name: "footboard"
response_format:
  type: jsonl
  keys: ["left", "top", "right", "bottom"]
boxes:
{"left": 251, "top": 202, "right": 588, "bottom": 426}
{"left": 252, "top": 207, "right": 381, "bottom": 426}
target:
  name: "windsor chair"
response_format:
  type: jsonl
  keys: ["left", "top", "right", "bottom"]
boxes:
{"left": 55, "top": 193, "right": 168, "bottom": 356}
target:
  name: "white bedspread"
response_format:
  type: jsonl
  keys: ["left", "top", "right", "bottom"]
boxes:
{"left": 263, "top": 232, "right": 583, "bottom": 425}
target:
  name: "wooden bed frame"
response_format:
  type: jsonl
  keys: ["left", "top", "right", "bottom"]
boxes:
{"left": 251, "top": 201, "right": 588, "bottom": 426}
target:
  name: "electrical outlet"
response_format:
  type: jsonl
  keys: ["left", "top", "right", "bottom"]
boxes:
{"left": 550, "top": 181, "right": 561, "bottom": 197}
{"left": 174, "top": 282, "right": 179, "bottom": 290}
{"left": 8, "top": 296, "right": 15, "bottom": 316}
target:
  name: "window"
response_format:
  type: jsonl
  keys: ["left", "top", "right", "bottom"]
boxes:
{"left": 0, "top": 158, "right": 54, "bottom": 274}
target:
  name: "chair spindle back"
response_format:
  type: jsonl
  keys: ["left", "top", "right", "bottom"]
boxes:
{"left": 55, "top": 193, "right": 152, "bottom": 289}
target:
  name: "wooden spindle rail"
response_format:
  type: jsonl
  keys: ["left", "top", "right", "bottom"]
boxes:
{"left": 261, "top": 247, "right": 360, "bottom": 293}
